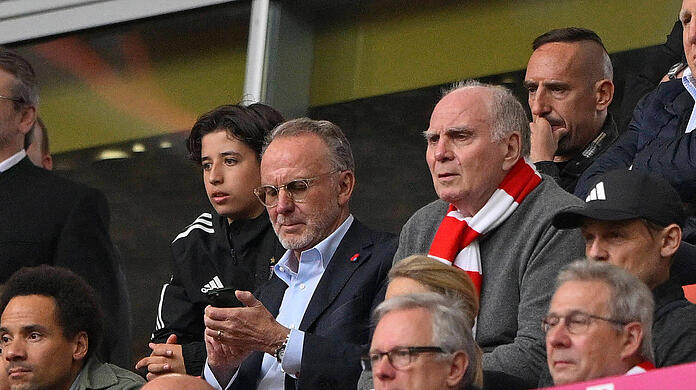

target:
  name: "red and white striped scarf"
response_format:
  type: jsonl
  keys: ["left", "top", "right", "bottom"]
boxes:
{"left": 625, "top": 361, "right": 656, "bottom": 375}
{"left": 428, "top": 158, "right": 542, "bottom": 297}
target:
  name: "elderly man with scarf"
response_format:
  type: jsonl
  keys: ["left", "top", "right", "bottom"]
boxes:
{"left": 393, "top": 80, "right": 585, "bottom": 388}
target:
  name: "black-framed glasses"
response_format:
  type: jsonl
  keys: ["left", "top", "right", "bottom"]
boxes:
{"left": 542, "top": 311, "right": 628, "bottom": 335}
{"left": 253, "top": 170, "right": 338, "bottom": 207}
{"left": 362, "top": 346, "right": 446, "bottom": 370}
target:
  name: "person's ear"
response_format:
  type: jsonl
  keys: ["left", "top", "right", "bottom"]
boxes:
{"left": 660, "top": 224, "right": 682, "bottom": 258}
{"left": 445, "top": 351, "right": 469, "bottom": 388}
{"left": 595, "top": 79, "right": 614, "bottom": 111}
{"left": 501, "top": 132, "right": 521, "bottom": 171}
{"left": 41, "top": 154, "right": 53, "bottom": 170}
{"left": 18, "top": 106, "right": 36, "bottom": 136}
{"left": 336, "top": 170, "right": 355, "bottom": 207}
{"left": 72, "top": 331, "right": 89, "bottom": 361}
{"left": 619, "top": 322, "right": 643, "bottom": 361}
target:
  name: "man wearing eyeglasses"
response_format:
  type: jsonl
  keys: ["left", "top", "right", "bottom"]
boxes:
{"left": 553, "top": 169, "right": 696, "bottom": 368}
{"left": 544, "top": 260, "right": 654, "bottom": 385}
{"left": 0, "top": 48, "right": 131, "bottom": 368}
{"left": 369, "top": 293, "right": 478, "bottom": 390}
{"left": 202, "top": 118, "right": 397, "bottom": 390}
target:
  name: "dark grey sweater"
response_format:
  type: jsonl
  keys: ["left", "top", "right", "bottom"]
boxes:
{"left": 393, "top": 175, "right": 585, "bottom": 387}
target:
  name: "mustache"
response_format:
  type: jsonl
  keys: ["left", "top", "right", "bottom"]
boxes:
{"left": 7, "top": 362, "right": 31, "bottom": 373}
{"left": 275, "top": 215, "right": 298, "bottom": 226}
{"left": 541, "top": 114, "right": 565, "bottom": 127}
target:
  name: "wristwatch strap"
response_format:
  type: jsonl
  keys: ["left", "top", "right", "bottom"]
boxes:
{"left": 274, "top": 332, "right": 291, "bottom": 365}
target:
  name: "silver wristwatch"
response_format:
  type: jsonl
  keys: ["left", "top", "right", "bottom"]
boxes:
{"left": 274, "top": 332, "right": 291, "bottom": 364}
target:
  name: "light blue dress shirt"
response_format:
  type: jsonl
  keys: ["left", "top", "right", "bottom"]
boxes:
{"left": 205, "top": 214, "right": 354, "bottom": 390}
{"left": 681, "top": 67, "right": 696, "bottom": 134}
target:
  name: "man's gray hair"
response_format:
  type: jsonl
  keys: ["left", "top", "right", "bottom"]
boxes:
{"left": 263, "top": 117, "right": 355, "bottom": 171}
{"left": 442, "top": 80, "right": 531, "bottom": 157}
{"left": 556, "top": 260, "right": 654, "bottom": 362}
{"left": 373, "top": 293, "right": 478, "bottom": 389}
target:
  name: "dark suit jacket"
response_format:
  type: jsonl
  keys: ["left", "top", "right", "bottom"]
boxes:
{"left": 227, "top": 218, "right": 397, "bottom": 390}
{"left": 0, "top": 157, "right": 131, "bottom": 367}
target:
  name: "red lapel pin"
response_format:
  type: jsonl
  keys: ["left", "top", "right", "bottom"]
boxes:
{"left": 350, "top": 253, "right": 360, "bottom": 262}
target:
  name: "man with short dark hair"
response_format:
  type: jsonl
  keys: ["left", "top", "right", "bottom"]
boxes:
{"left": 524, "top": 27, "right": 617, "bottom": 193}
{"left": 369, "top": 293, "right": 477, "bottom": 390}
{"left": 394, "top": 80, "right": 584, "bottom": 386}
{"left": 137, "top": 104, "right": 285, "bottom": 378}
{"left": 553, "top": 169, "right": 696, "bottom": 367}
{"left": 544, "top": 260, "right": 654, "bottom": 385}
{"left": 0, "top": 265, "right": 144, "bottom": 390}
{"left": 24, "top": 116, "right": 52, "bottom": 170}
{"left": 203, "top": 118, "right": 397, "bottom": 390}
{"left": 0, "top": 46, "right": 131, "bottom": 367}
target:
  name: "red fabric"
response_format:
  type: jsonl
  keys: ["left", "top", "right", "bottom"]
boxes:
{"left": 683, "top": 284, "right": 696, "bottom": 303}
{"left": 428, "top": 159, "right": 541, "bottom": 297}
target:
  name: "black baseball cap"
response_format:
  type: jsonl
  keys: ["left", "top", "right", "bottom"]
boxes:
{"left": 553, "top": 169, "right": 686, "bottom": 229}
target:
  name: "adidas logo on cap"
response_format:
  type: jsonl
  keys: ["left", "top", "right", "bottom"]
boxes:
{"left": 585, "top": 181, "right": 606, "bottom": 202}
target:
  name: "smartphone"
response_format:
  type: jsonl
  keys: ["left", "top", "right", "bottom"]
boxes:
{"left": 205, "top": 287, "right": 243, "bottom": 308}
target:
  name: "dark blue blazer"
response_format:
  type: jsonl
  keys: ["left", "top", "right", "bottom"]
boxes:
{"left": 229, "top": 218, "right": 397, "bottom": 390}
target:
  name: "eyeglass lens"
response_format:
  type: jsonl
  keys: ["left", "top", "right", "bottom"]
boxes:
{"left": 542, "top": 312, "right": 596, "bottom": 334}
{"left": 257, "top": 179, "right": 310, "bottom": 206}
{"left": 368, "top": 349, "right": 413, "bottom": 369}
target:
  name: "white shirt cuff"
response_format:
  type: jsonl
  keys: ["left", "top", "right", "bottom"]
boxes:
{"left": 280, "top": 328, "right": 305, "bottom": 377}
{"left": 203, "top": 358, "right": 238, "bottom": 390}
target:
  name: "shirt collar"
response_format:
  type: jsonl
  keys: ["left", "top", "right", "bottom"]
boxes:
{"left": 67, "top": 363, "right": 86, "bottom": 390}
{"left": 274, "top": 214, "right": 354, "bottom": 279}
{"left": 0, "top": 150, "right": 26, "bottom": 173}
{"left": 682, "top": 67, "right": 696, "bottom": 101}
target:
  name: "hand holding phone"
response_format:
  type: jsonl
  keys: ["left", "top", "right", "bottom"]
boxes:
{"left": 206, "top": 287, "right": 243, "bottom": 308}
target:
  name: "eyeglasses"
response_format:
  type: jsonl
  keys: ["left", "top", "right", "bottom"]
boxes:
{"left": 253, "top": 170, "right": 338, "bottom": 207}
{"left": 542, "top": 311, "right": 627, "bottom": 335}
{"left": 362, "top": 346, "right": 446, "bottom": 370}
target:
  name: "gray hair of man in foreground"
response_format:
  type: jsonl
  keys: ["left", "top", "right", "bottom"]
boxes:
{"left": 373, "top": 292, "right": 479, "bottom": 389}
{"left": 556, "top": 260, "right": 655, "bottom": 362}
{"left": 262, "top": 117, "right": 355, "bottom": 172}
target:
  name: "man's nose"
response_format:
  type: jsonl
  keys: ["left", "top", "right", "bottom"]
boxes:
{"left": 433, "top": 138, "right": 453, "bottom": 161}
{"left": 3, "top": 340, "right": 26, "bottom": 361}
{"left": 372, "top": 355, "right": 397, "bottom": 382}
{"left": 208, "top": 163, "right": 223, "bottom": 185}
{"left": 529, "top": 89, "right": 550, "bottom": 117}
{"left": 546, "top": 321, "right": 571, "bottom": 349}
{"left": 586, "top": 240, "right": 608, "bottom": 262}
{"left": 275, "top": 188, "right": 295, "bottom": 214}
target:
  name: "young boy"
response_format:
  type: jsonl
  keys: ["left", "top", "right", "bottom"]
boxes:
{"left": 137, "top": 104, "right": 286, "bottom": 377}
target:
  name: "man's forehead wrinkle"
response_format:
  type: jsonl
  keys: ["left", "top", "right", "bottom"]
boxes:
{"left": 431, "top": 106, "right": 489, "bottom": 128}
{"left": 261, "top": 151, "right": 329, "bottom": 185}
{"left": 531, "top": 42, "right": 590, "bottom": 82}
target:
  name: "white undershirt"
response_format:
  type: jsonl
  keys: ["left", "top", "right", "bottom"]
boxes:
{"left": 0, "top": 149, "right": 25, "bottom": 172}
